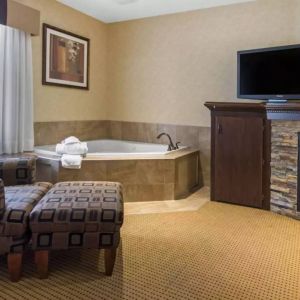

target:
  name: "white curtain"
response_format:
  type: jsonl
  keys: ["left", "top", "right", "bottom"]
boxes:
{"left": 0, "top": 24, "right": 34, "bottom": 154}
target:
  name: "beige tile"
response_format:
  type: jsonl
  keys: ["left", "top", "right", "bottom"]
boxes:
{"left": 106, "top": 160, "right": 137, "bottom": 184}
{"left": 164, "top": 160, "right": 175, "bottom": 183}
{"left": 175, "top": 152, "right": 202, "bottom": 199}
{"left": 123, "top": 184, "right": 138, "bottom": 202}
{"left": 164, "top": 183, "right": 175, "bottom": 200}
{"left": 35, "top": 120, "right": 211, "bottom": 197}
{"left": 109, "top": 121, "right": 122, "bottom": 140}
{"left": 136, "top": 122, "right": 159, "bottom": 143}
{"left": 157, "top": 123, "right": 177, "bottom": 145}
{"left": 136, "top": 160, "right": 166, "bottom": 184}
{"left": 74, "top": 120, "right": 108, "bottom": 141}
{"left": 121, "top": 121, "right": 139, "bottom": 141}
{"left": 125, "top": 186, "right": 210, "bottom": 215}
{"left": 34, "top": 120, "right": 110, "bottom": 146}
{"left": 135, "top": 184, "right": 167, "bottom": 202}
{"left": 58, "top": 160, "right": 107, "bottom": 182}
{"left": 175, "top": 125, "right": 200, "bottom": 149}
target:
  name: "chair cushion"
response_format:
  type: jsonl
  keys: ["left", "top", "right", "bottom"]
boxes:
{"left": 0, "top": 156, "right": 36, "bottom": 186}
{"left": 30, "top": 181, "right": 124, "bottom": 234}
{"left": 0, "top": 182, "right": 53, "bottom": 236}
{"left": 0, "top": 234, "right": 29, "bottom": 255}
{"left": 0, "top": 179, "right": 4, "bottom": 217}
{"left": 30, "top": 181, "right": 124, "bottom": 250}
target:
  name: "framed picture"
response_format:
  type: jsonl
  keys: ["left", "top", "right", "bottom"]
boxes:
{"left": 42, "top": 24, "right": 89, "bottom": 89}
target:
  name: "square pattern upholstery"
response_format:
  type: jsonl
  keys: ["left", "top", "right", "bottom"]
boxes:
{"left": 0, "top": 156, "right": 53, "bottom": 257}
{"left": 0, "top": 235, "right": 29, "bottom": 255}
{"left": 0, "top": 182, "right": 53, "bottom": 237}
{"left": 30, "top": 181, "right": 124, "bottom": 250}
{"left": 0, "top": 156, "right": 36, "bottom": 186}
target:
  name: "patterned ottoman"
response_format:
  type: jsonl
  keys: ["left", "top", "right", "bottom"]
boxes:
{"left": 0, "top": 155, "right": 53, "bottom": 282}
{"left": 29, "top": 181, "right": 124, "bottom": 278}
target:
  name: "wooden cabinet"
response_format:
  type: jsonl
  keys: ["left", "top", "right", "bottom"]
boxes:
{"left": 205, "top": 102, "right": 271, "bottom": 209}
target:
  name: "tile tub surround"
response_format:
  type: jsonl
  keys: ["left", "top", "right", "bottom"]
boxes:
{"left": 34, "top": 121, "right": 108, "bottom": 146}
{"left": 34, "top": 120, "right": 211, "bottom": 185}
{"left": 271, "top": 121, "right": 299, "bottom": 218}
{"left": 36, "top": 149, "right": 202, "bottom": 202}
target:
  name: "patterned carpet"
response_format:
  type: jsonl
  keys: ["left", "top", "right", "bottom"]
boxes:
{"left": 0, "top": 201, "right": 300, "bottom": 300}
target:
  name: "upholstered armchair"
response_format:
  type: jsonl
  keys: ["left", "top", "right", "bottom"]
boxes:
{"left": 0, "top": 156, "right": 52, "bottom": 281}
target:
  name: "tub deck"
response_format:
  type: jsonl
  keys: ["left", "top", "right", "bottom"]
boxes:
{"left": 36, "top": 148, "right": 203, "bottom": 202}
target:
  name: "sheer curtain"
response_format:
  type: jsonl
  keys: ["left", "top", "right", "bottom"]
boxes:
{"left": 0, "top": 24, "right": 34, "bottom": 154}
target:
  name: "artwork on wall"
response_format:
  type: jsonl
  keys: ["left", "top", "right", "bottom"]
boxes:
{"left": 42, "top": 23, "right": 89, "bottom": 89}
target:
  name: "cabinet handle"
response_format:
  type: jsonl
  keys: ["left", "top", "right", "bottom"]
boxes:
{"left": 217, "top": 123, "right": 222, "bottom": 134}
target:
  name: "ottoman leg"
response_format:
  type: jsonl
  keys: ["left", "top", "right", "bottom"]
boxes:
{"left": 104, "top": 248, "right": 117, "bottom": 276}
{"left": 7, "top": 253, "right": 22, "bottom": 282}
{"left": 35, "top": 250, "right": 49, "bottom": 279}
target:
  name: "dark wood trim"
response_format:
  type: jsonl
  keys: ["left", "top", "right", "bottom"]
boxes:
{"left": 7, "top": 253, "right": 22, "bottom": 282}
{"left": 262, "top": 119, "right": 271, "bottom": 210}
{"left": 35, "top": 250, "right": 49, "bottom": 279}
{"left": 205, "top": 101, "right": 300, "bottom": 120}
{"left": 210, "top": 112, "right": 216, "bottom": 202}
{"left": 104, "top": 248, "right": 117, "bottom": 276}
{"left": 0, "top": 0, "right": 7, "bottom": 25}
{"left": 42, "top": 23, "right": 90, "bottom": 90}
{"left": 298, "top": 132, "right": 300, "bottom": 212}
{"left": 206, "top": 101, "right": 271, "bottom": 210}
{"left": 205, "top": 102, "right": 266, "bottom": 113}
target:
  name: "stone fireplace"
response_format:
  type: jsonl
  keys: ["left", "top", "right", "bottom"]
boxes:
{"left": 270, "top": 121, "right": 299, "bottom": 218}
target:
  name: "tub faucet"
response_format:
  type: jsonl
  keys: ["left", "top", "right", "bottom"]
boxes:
{"left": 157, "top": 132, "right": 176, "bottom": 151}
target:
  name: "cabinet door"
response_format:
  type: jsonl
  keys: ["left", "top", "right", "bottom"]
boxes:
{"left": 214, "top": 115, "right": 263, "bottom": 208}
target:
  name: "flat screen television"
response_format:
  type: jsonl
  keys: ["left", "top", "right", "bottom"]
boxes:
{"left": 237, "top": 44, "right": 300, "bottom": 102}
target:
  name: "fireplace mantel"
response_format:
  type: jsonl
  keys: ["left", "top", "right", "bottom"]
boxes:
{"left": 205, "top": 101, "right": 300, "bottom": 119}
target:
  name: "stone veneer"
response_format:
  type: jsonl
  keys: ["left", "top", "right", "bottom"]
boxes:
{"left": 271, "top": 121, "right": 299, "bottom": 218}
{"left": 34, "top": 120, "right": 210, "bottom": 186}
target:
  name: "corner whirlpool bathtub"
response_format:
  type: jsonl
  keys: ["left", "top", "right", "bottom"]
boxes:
{"left": 35, "top": 139, "right": 187, "bottom": 157}
{"left": 35, "top": 139, "right": 202, "bottom": 202}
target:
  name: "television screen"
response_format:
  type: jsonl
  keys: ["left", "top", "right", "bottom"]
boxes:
{"left": 237, "top": 45, "right": 300, "bottom": 100}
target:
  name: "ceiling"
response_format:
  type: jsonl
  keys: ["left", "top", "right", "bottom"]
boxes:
{"left": 57, "top": 0, "right": 255, "bottom": 24}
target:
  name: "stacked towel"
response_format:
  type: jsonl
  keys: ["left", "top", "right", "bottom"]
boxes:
{"left": 56, "top": 142, "right": 88, "bottom": 155}
{"left": 62, "top": 136, "right": 80, "bottom": 144}
{"left": 56, "top": 136, "right": 88, "bottom": 169}
{"left": 61, "top": 154, "right": 83, "bottom": 169}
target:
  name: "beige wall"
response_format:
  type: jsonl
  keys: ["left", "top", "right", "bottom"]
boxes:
{"left": 13, "top": 0, "right": 107, "bottom": 122}
{"left": 107, "top": 0, "right": 297, "bottom": 127}
{"left": 10, "top": 0, "right": 300, "bottom": 127}
{"left": 7, "top": 0, "right": 40, "bottom": 36}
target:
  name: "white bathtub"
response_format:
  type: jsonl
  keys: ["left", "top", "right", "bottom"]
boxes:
{"left": 35, "top": 139, "right": 187, "bottom": 157}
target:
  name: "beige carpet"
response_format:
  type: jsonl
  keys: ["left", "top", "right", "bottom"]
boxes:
{"left": 0, "top": 202, "right": 300, "bottom": 300}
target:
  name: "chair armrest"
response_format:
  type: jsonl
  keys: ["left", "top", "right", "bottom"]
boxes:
{"left": 0, "top": 156, "right": 36, "bottom": 186}
{"left": 0, "top": 179, "right": 5, "bottom": 218}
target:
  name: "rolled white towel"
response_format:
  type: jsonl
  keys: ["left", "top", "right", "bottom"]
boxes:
{"left": 62, "top": 136, "right": 80, "bottom": 145}
{"left": 61, "top": 154, "right": 82, "bottom": 169}
{"left": 56, "top": 142, "right": 88, "bottom": 155}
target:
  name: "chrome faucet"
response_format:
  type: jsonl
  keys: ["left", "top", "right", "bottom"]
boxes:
{"left": 157, "top": 132, "right": 177, "bottom": 151}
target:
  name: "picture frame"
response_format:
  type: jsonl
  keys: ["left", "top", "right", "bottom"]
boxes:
{"left": 42, "top": 23, "right": 89, "bottom": 90}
